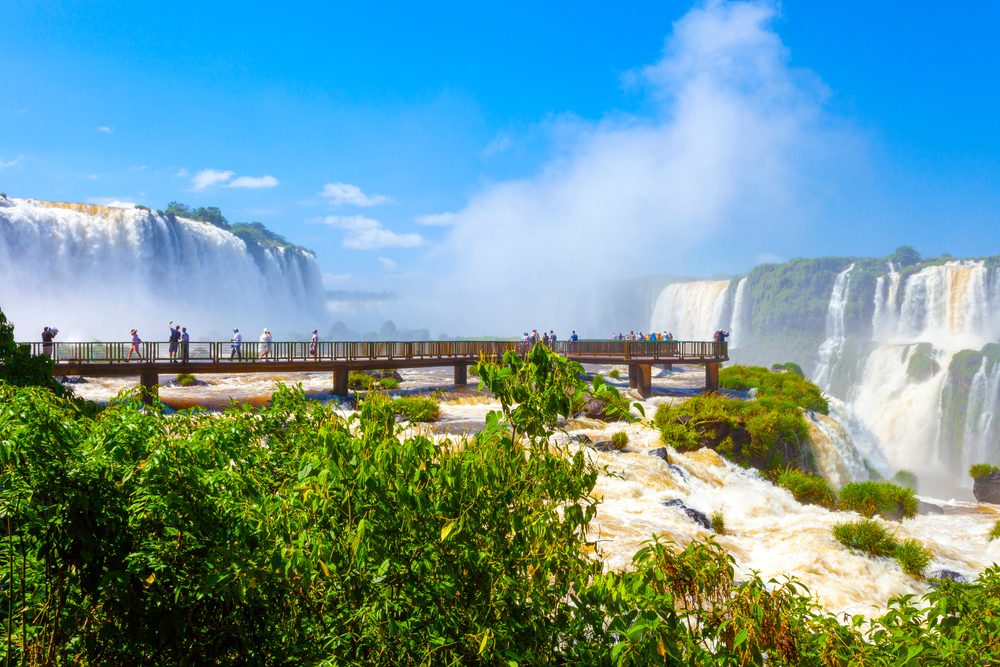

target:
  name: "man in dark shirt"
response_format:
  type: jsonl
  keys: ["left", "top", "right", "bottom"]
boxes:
{"left": 168, "top": 322, "right": 181, "bottom": 361}
{"left": 41, "top": 326, "right": 56, "bottom": 358}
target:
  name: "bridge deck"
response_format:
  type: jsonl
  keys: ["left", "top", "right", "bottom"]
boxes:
{"left": 20, "top": 339, "right": 728, "bottom": 399}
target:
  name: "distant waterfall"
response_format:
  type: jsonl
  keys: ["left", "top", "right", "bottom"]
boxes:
{"left": 0, "top": 198, "right": 326, "bottom": 340}
{"left": 963, "top": 357, "right": 1000, "bottom": 465}
{"left": 729, "top": 277, "right": 749, "bottom": 348}
{"left": 649, "top": 281, "right": 730, "bottom": 340}
{"left": 872, "top": 261, "right": 900, "bottom": 340}
{"left": 812, "top": 264, "right": 854, "bottom": 389}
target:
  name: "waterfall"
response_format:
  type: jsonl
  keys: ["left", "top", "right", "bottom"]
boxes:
{"left": 807, "top": 397, "right": 890, "bottom": 488}
{"left": 729, "top": 277, "right": 749, "bottom": 349}
{"left": 872, "top": 262, "right": 900, "bottom": 340}
{"left": 812, "top": 264, "right": 854, "bottom": 389}
{"left": 649, "top": 281, "right": 730, "bottom": 340}
{"left": 962, "top": 357, "right": 1000, "bottom": 466}
{"left": 0, "top": 198, "right": 326, "bottom": 340}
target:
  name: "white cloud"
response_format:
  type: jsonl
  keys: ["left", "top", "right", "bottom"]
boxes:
{"left": 87, "top": 197, "right": 135, "bottom": 208}
{"left": 98, "top": 126, "right": 114, "bottom": 133}
{"left": 483, "top": 134, "right": 513, "bottom": 157}
{"left": 318, "top": 215, "right": 425, "bottom": 250}
{"left": 378, "top": 257, "right": 400, "bottom": 273}
{"left": 413, "top": 212, "right": 457, "bottom": 226}
{"left": 129, "top": 165, "right": 147, "bottom": 171}
{"left": 319, "top": 182, "right": 389, "bottom": 207}
{"left": 191, "top": 168, "right": 235, "bottom": 190}
{"left": 422, "top": 0, "right": 866, "bottom": 332}
{"left": 0, "top": 155, "right": 22, "bottom": 170}
{"left": 174, "top": 168, "right": 189, "bottom": 178}
{"left": 85, "top": 174, "right": 99, "bottom": 180}
{"left": 227, "top": 175, "right": 279, "bottom": 189}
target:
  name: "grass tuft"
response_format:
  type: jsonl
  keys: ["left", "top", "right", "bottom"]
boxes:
{"left": 989, "top": 520, "right": 1000, "bottom": 542}
{"left": 392, "top": 396, "right": 440, "bottom": 422}
{"left": 895, "top": 539, "right": 932, "bottom": 578}
{"left": 610, "top": 431, "right": 629, "bottom": 449}
{"left": 608, "top": 368, "right": 621, "bottom": 380}
{"left": 379, "top": 378, "right": 400, "bottom": 390}
{"left": 710, "top": 511, "right": 725, "bottom": 535}
{"left": 832, "top": 519, "right": 898, "bottom": 558}
{"left": 891, "top": 470, "right": 919, "bottom": 491}
{"left": 838, "top": 481, "right": 917, "bottom": 519}
{"left": 176, "top": 373, "right": 197, "bottom": 387}
{"left": 777, "top": 470, "right": 837, "bottom": 509}
{"left": 970, "top": 463, "right": 999, "bottom": 480}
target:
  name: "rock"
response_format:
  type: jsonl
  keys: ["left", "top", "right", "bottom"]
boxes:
{"left": 669, "top": 464, "right": 689, "bottom": 481}
{"left": 366, "top": 370, "right": 404, "bottom": 382}
{"left": 917, "top": 501, "right": 944, "bottom": 516}
{"left": 973, "top": 470, "right": 1000, "bottom": 504}
{"left": 570, "top": 434, "right": 592, "bottom": 444}
{"left": 928, "top": 570, "right": 969, "bottom": 586}
{"left": 55, "top": 375, "right": 88, "bottom": 384}
{"left": 648, "top": 447, "right": 669, "bottom": 461}
{"left": 590, "top": 440, "right": 619, "bottom": 452}
{"left": 576, "top": 398, "right": 628, "bottom": 422}
{"left": 663, "top": 498, "right": 712, "bottom": 530}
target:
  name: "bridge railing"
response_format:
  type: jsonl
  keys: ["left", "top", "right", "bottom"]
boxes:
{"left": 19, "top": 339, "right": 726, "bottom": 364}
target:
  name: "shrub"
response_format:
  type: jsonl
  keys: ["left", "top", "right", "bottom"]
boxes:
{"left": 892, "top": 469, "right": 918, "bottom": 491}
{"left": 392, "top": 396, "right": 440, "bottom": 422}
{"left": 608, "top": 368, "right": 621, "bottom": 379}
{"left": 970, "top": 463, "right": 999, "bottom": 479}
{"left": 777, "top": 470, "right": 837, "bottom": 509}
{"left": 895, "top": 539, "right": 932, "bottom": 578}
{"left": 349, "top": 372, "right": 376, "bottom": 390}
{"left": 832, "top": 519, "right": 898, "bottom": 558}
{"left": 771, "top": 362, "right": 804, "bottom": 377}
{"left": 990, "top": 520, "right": 1000, "bottom": 542}
{"left": 710, "top": 511, "right": 725, "bottom": 534}
{"left": 378, "top": 378, "right": 400, "bottom": 390}
{"left": 176, "top": 373, "right": 197, "bottom": 387}
{"left": 838, "top": 480, "right": 917, "bottom": 519}
{"left": 719, "top": 364, "right": 828, "bottom": 413}
{"left": 610, "top": 431, "right": 629, "bottom": 449}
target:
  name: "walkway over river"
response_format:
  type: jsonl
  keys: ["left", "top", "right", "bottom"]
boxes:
{"left": 20, "top": 339, "right": 729, "bottom": 401}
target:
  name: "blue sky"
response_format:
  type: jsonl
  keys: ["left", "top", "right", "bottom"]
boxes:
{"left": 2, "top": 0, "right": 1000, "bottom": 308}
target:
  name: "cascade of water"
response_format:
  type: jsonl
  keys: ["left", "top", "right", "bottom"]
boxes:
{"left": 812, "top": 264, "right": 855, "bottom": 389}
{"left": 896, "top": 261, "right": 990, "bottom": 348}
{"left": 728, "top": 277, "right": 749, "bottom": 348}
{"left": 0, "top": 198, "right": 326, "bottom": 340}
{"left": 649, "top": 281, "right": 730, "bottom": 340}
{"left": 806, "top": 397, "right": 890, "bottom": 488}
{"left": 872, "top": 262, "right": 900, "bottom": 341}
{"left": 962, "top": 357, "right": 1000, "bottom": 466}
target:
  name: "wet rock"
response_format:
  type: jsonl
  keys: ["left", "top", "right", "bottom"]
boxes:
{"left": 590, "top": 440, "right": 619, "bottom": 452}
{"left": 164, "top": 378, "right": 210, "bottom": 387}
{"left": 669, "top": 464, "right": 689, "bottom": 482}
{"left": 663, "top": 498, "right": 712, "bottom": 530}
{"left": 917, "top": 500, "right": 944, "bottom": 515}
{"left": 928, "top": 570, "right": 969, "bottom": 586}
{"left": 575, "top": 398, "right": 628, "bottom": 422}
{"left": 570, "top": 434, "right": 592, "bottom": 444}
{"left": 973, "top": 470, "right": 1000, "bottom": 504}
{"left": 647, "top": 447, "right": 669, "bottom": 462}
{"left": 365, "top": 370, "right": 404, "bottom": 382}
{"left": 55, "top": 375, "right": 88, "bottom": 384}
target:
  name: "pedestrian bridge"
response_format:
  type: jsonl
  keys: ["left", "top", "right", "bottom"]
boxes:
{"left": 21, "top": 339, "right": 729, "bottom": 401}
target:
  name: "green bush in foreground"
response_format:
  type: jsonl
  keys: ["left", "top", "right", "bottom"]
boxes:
{"left": 832, "top": 520, "right": 932, "bottom": 579}
{"left": 391, "top": 395, "right": 440, "bottom": 422}
{"left": 970, "top": 463, "right": 999, "bottom": 479}
{"left": 777, "top": 470, "right": 837, "bottom": 509}
{"left": 838, "top": 480, "right": 918, "bottom": 519}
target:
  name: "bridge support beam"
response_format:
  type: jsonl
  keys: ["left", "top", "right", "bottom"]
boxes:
{"left": 454, "top": 364, "right": 467, "bottom": 386}
{"left": 333, "top": 367, "right": 349, "bottom": 396}
{"left": 705, "top": 362, "right": 720, "bottom": 393}
{"left": 634, "top": 364, "right": 652, "bottom": 399}
{"left": 139, "top": 368, "right": 158, "bottom": 405}
{"left": 628, "top": 365, "right": 638, "bottom": 389}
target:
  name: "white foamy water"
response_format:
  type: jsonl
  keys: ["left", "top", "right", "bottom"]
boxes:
{"left": 650, "top": 281, "right": 730, "bottom": 340}
{"left": 728, "top": 277, "right": 749, "bottom": 349}
{"left": 0, "top": 198, "right": 325, "bottom": 340}
{"left": 813, "top": 264, "right": 854, "bottom": 390}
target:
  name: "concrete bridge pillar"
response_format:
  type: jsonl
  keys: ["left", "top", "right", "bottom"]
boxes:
{"left": 139, "top": 368, "right": 158, "bottom": 405}
{"left": 705, "top": 362, "right": 720, "bottom": 393}
{"left": 333, "top": 367, "right": 349, "bottom": 396}
{"left": 454, "top": 364, "right": 468, "bottom": 386}
{"left": 635, "top": 364, "right": 652, "bottom": 399}
{"left": 628, "top": 364, "right": 638, "bottom": 389}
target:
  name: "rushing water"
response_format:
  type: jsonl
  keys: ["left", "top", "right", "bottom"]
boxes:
{"left": 649, "top": 280, "right": 730, "bottom": 339}
{"left": 813, "top": 264, "right": 854, "bottom": 390}
{"left": 0, "top": 198, "right": 326, "bottom": 340}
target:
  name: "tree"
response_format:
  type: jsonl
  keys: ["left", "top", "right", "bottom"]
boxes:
{"left": 891, "top": 245, "right": 921, "bottom": 268}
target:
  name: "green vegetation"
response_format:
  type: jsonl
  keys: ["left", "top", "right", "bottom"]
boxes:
{"left": 832, "top": 520, "right": 931, "bottom": 579}
{"left": 0, "top": 306, "right": 68, "bottom": 398}
{"left": 164, "top": 201, "right": 315, "bottom": 257}
{"left": 990, "top": 520, "right": 1000, "bottom": 541}
{"left": 709, "top": 511, "right": 726, "bottom": 534}
{"left": 176, "top": 373, "right": 197, "bottom": 387}
{"left": 970, "top": 463, "right": 999, "bottom": 479}
{"left": 838, "top": 481, "right": 918, "bottom": 520}
{"left": 2, "top": 321, "right": 1000, "bottom": 662}
{"left": 610, "top": 431, "right": 629, "bottom": 449}
{"left": 378, "top": 378, "right": 400, "bottom": 390}
{"left": 719, "top": 364, "right": 828, "bottom": 413}
{"left": 777, "top": 470, "right": 837, "bottom": 509}
{"left": 391, "top": 396, "right": 440, "bottom": 422}
{"left": 906, "top": 342, "right": 940, "bottom": 382}
{"left": 608, "top": 368, "right": 621, "bottom": 379}
{"left": 134, "top": 204, "right": 151, "bottom": 211}
{"left": 348, "top": 372, "right": 377, "bottom": 390}
{"left": 771, "top": 361, "right": 804, "bottom": 377}
{"left": 891, "top": 469, "right": 918, "bottom": 491}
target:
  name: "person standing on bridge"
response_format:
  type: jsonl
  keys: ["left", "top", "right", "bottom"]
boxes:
{"left": 310, "top": 329, "right": 319, "bottom": 359}
{"left": 168, "top": 322, "right": 181, "bottom": 362}
{"left": 549, "top": 330, "right": 557, "bottom": 346}
{"left": 231, "top": 328, "right": 242, "bottom": 360}
{"left": 181, "top": 327, "right": 190, "bottom": 362}
{"left": 127, "top": 329, "right": 142, "bottom": 361}
{"left": 41, "top": 326, "right": 56, "bottom": 358}
{"left": 260, "top": 329, "right": 273, "bottom": 360}
{"left": 542, "top": 331, "right": 550, "bottom": 346}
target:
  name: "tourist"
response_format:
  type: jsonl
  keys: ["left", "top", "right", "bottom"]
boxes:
{"left": 550, "top": 330, "right": 557, "bottom": 345}
{"left": 310, "top": 329, "right": 319, "bottom": 359}
{"left": 168, "top": 321, "right": 181, "bottom": 361}
{"left": 260, "top": 329, "right": 272, "bottom": 359}
{"left": 542, "top": 331, "right": 550, "bottom": 346}
{"left": 231, "top": 328, "right": 242, "bottom": 360}
{"left": 41, "top": 326, "right": 56, "bottom": 358}
{"left": 127, "top": 329, "right": 142, "bottom": 361}
{"left": 569, "top": 330, "right": 578, "bottom": 352}
{"left": 180, "top": 327, "right": 190, "bottom": 362}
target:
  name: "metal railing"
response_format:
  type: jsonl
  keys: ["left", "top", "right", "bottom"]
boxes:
{"left": 21, "top": 339, "right": 727, "bottom": 365}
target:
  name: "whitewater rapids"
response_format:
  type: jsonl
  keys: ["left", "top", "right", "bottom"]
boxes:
{"left": 63, "top": 364, "right": 1000, "bottom": 617}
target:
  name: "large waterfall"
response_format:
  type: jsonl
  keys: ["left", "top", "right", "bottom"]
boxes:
{"left": 0, "top": 198, "right": 326, "bottom": 340}
{"left": 813, "top": 264, "right": 854, "bottom": 389}
{"left": 649, "top": 280, "right": 730, "bottom": 340}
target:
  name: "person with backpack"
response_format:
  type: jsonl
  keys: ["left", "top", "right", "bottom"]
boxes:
{"left": 168, "top": 321, "right": 181, "bottom": 361}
